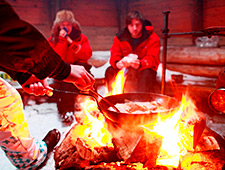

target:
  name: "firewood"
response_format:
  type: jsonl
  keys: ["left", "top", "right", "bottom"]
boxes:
{"left": 127, "top": 130, "right": 162, "bottom": 169}
{"left": 106, "top": 121, "right": 144, "bottom": 161}
{"left": 180, "top": 150, "right": 225, "bottom": 170}
{"left": 90, "top": 146, "right": 120, "bottom": 163}
{"left": 54, "top": 122, "right": 120, "bottom": 169}
{"left": 195, "top": 136, "right": 220, "bottom": 151}
{"left": 56, "top": 151, "right": 89, "bottom": 170}
{"left": 193, "top": 116, "right": 206, "bottom": 149}
{"left": 54, "top": 127, "right": 77, "bottom": 166}
{"left": 166, "top": 46, "right": 225, "bottom": 66}
{"left": 85, "top": 162, "right": 149, "bottom": 170}
{"left": 76, "top": 138, "right": 95, "bottom": 160}
{"left": 181, "top": 111, "right": 206, "bottom": 150}
{"left": 200, "top": 126, "right": 225, "bottom": 157}
{"left": 106, "top": 120, "right": 163, "bottom": 168}
{"left": 166, "top": 64, "right": 223, "bottom": 78}
{"left": 75, "top": 138, "right": 118, "bottom": 162}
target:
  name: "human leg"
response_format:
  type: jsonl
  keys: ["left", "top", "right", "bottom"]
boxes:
{"left": 55, "top": 82, "right": 77, "bottom": 125}
{"left": 123, "top": 67, "right": 138, "bottom": 93}
{"left": 137, "top": 68, "right": 157, "bottom": 93}
{"left": 0, "top": 78, "right": 60, "bottom": 169}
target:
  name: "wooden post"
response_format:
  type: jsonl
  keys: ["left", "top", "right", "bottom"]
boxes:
{"left": 190, "top": 0, "right": 203, "bottom": 44}
{"left": 161, "top": 11, "right": 170, "bottom": 95}
{"left": 116, "top": 0, "right": 128, "bottom": 31}
{"left": 47, "top": 0, "right": 61, "bottom": 28}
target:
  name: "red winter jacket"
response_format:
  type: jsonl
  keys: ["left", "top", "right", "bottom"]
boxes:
{"left": 109, "top": 26, "right": 160, "bottom": 71}
{"left": 48, "top": 34, "right": 92, "bottom": 64}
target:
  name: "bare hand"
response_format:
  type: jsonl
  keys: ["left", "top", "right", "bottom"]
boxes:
{"left": 59, "top": 29, "right": 68, "bottom": 38}
{"left": 130, "top": 59, "right": 140, "bottom": 69}
{"left": 116, "top": 56, "right": 131, "bottom": 69}
{"left": 66, "top": 36, "right": 73, "bottom": 44}
{"left": 116, "top": 60, "right": 126, "bottom": 69}
{"left": 63, "top": 65, "right": 95, "bottom": 90}
{"left": 116, "top": 54, "right": 139, "bottom": 69}
{"left": 22, "top": 75, "right": 53, "bottom": 96}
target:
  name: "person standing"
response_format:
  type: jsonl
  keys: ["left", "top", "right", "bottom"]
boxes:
{"left": 48, "top": 10, "right": 93, "bottom": 125}
{"left": 105, "top": 11, "right": 160, "bottom": 93}
{"left": 0, "top": 0, "right": 95, "bottom": 169}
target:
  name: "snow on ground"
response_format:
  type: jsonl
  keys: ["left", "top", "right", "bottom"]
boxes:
{"left": 0, "top": 102, "right": 73, "bottom": 170}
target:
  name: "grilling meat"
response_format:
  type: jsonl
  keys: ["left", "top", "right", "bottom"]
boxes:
{"left": 109, "top": 101, "right": 165, "bottom": 114}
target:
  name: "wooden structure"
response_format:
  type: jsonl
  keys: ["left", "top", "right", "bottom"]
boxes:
{"left": 160, "top": 11, "right": 225, "bottom": 94}
{"left": 4, "top": 0, "right": 225, "bottom": 104}
{"left": 6, "top": 0, "right": 225, "bottom": 50}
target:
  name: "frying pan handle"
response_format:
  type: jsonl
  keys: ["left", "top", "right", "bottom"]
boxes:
{"left": 24, "top": 85, "right": 120, "bottom": 113}
{"left": 85, "top": 89, "right": 121, "bottom": 113}
{"left": 24, "top": 84, "right": 97, "bottom": 99}
{"left": 79, "top": 89, "right": 99, "bottom": 102}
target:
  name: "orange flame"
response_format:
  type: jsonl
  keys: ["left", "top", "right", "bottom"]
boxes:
{"left": 72, "top": 68, "right": 127, "bottom": 149}
{"left": 72, "top": 98, "right": 113, "bottom": 150}
{"left": 107, "top": 68, "right": 127, "bottom": 96}
{"left": 74, "top": 68, "right": 199, "bottom": 168}
{"left": 142, "top": 94, "right": 196, "bottom": 168}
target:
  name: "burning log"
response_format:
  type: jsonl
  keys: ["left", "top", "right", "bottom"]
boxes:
{"left": 54, "top": 129, "right": 77, "bottom": 168}
{"left": 128, "top": 131, "right": 163, "bottom": 168}
{"left": 179, "top": 126, "right": 225, "bottom": 170}
{"left": 180, "top": 150, "right": 224, "bottom": 170}
{"left": 107, "top": 120, "right": 163, "bottom": 168}
{"left": 54, "top": 123, "right": 119, "bottom": 170}
{"left": 54, "top": 118, "right": 163, "bottom": 169}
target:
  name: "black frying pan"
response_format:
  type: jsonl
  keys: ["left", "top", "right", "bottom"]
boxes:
{"left": 98, "top": 92, "right": 180, "bottom": 125}
{"left": 36, "top": 87, "right": 180, "bottom": 125}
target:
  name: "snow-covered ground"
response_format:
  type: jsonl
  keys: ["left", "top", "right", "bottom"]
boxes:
{"left": 0, "top": 102, "right": 73, "bottom": 170}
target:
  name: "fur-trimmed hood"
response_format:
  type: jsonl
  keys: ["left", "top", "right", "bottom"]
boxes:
{"left": 53, "top": 10, "right": 76, "bottom": 26}
{"left": 50, "top": 10, "right": 81, "bottom": 44}
{"left": 51, "top": 9, "right": 81, "bottom": 34}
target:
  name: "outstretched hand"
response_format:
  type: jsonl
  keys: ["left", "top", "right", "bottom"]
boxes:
{"left": 22, "top": 75, "right": 53, "bottom": 96}
{"left": 63, "top": 65, "right": 95, "bottom": 90}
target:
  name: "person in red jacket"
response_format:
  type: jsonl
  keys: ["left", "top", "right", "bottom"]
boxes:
{"left": 48, "top": 10, "right": 93, "bottom": 125}
{"left": 105, "top": 11, "right": 161, "bottom": 93}
{"left": 48, "top": 9, "right": 92, "bottom": 70}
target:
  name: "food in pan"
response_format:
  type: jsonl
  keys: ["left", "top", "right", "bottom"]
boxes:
{"left": 109, "top": 101, "right": 166, "bottom": 114}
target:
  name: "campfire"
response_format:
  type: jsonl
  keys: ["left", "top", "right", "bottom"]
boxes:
{"left": 54, "top": 68, "right": 225, "bottom": 170}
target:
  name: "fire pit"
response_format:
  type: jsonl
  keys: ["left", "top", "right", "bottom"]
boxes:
{"left": 53, "top": 94, "right": 225, "bottom": 170}
{"left": 53, "top": 68, "right": 225, "bottom": 170}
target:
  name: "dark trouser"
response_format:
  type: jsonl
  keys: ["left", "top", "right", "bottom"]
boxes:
{"left": 105, "top": 66, "right": 157, "bottom": 93}
{"left": 53, "top": 62, "right": 92, "bottom": 114}
{"left": 53, "top": 81, "right": 78, "bottom": 114}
